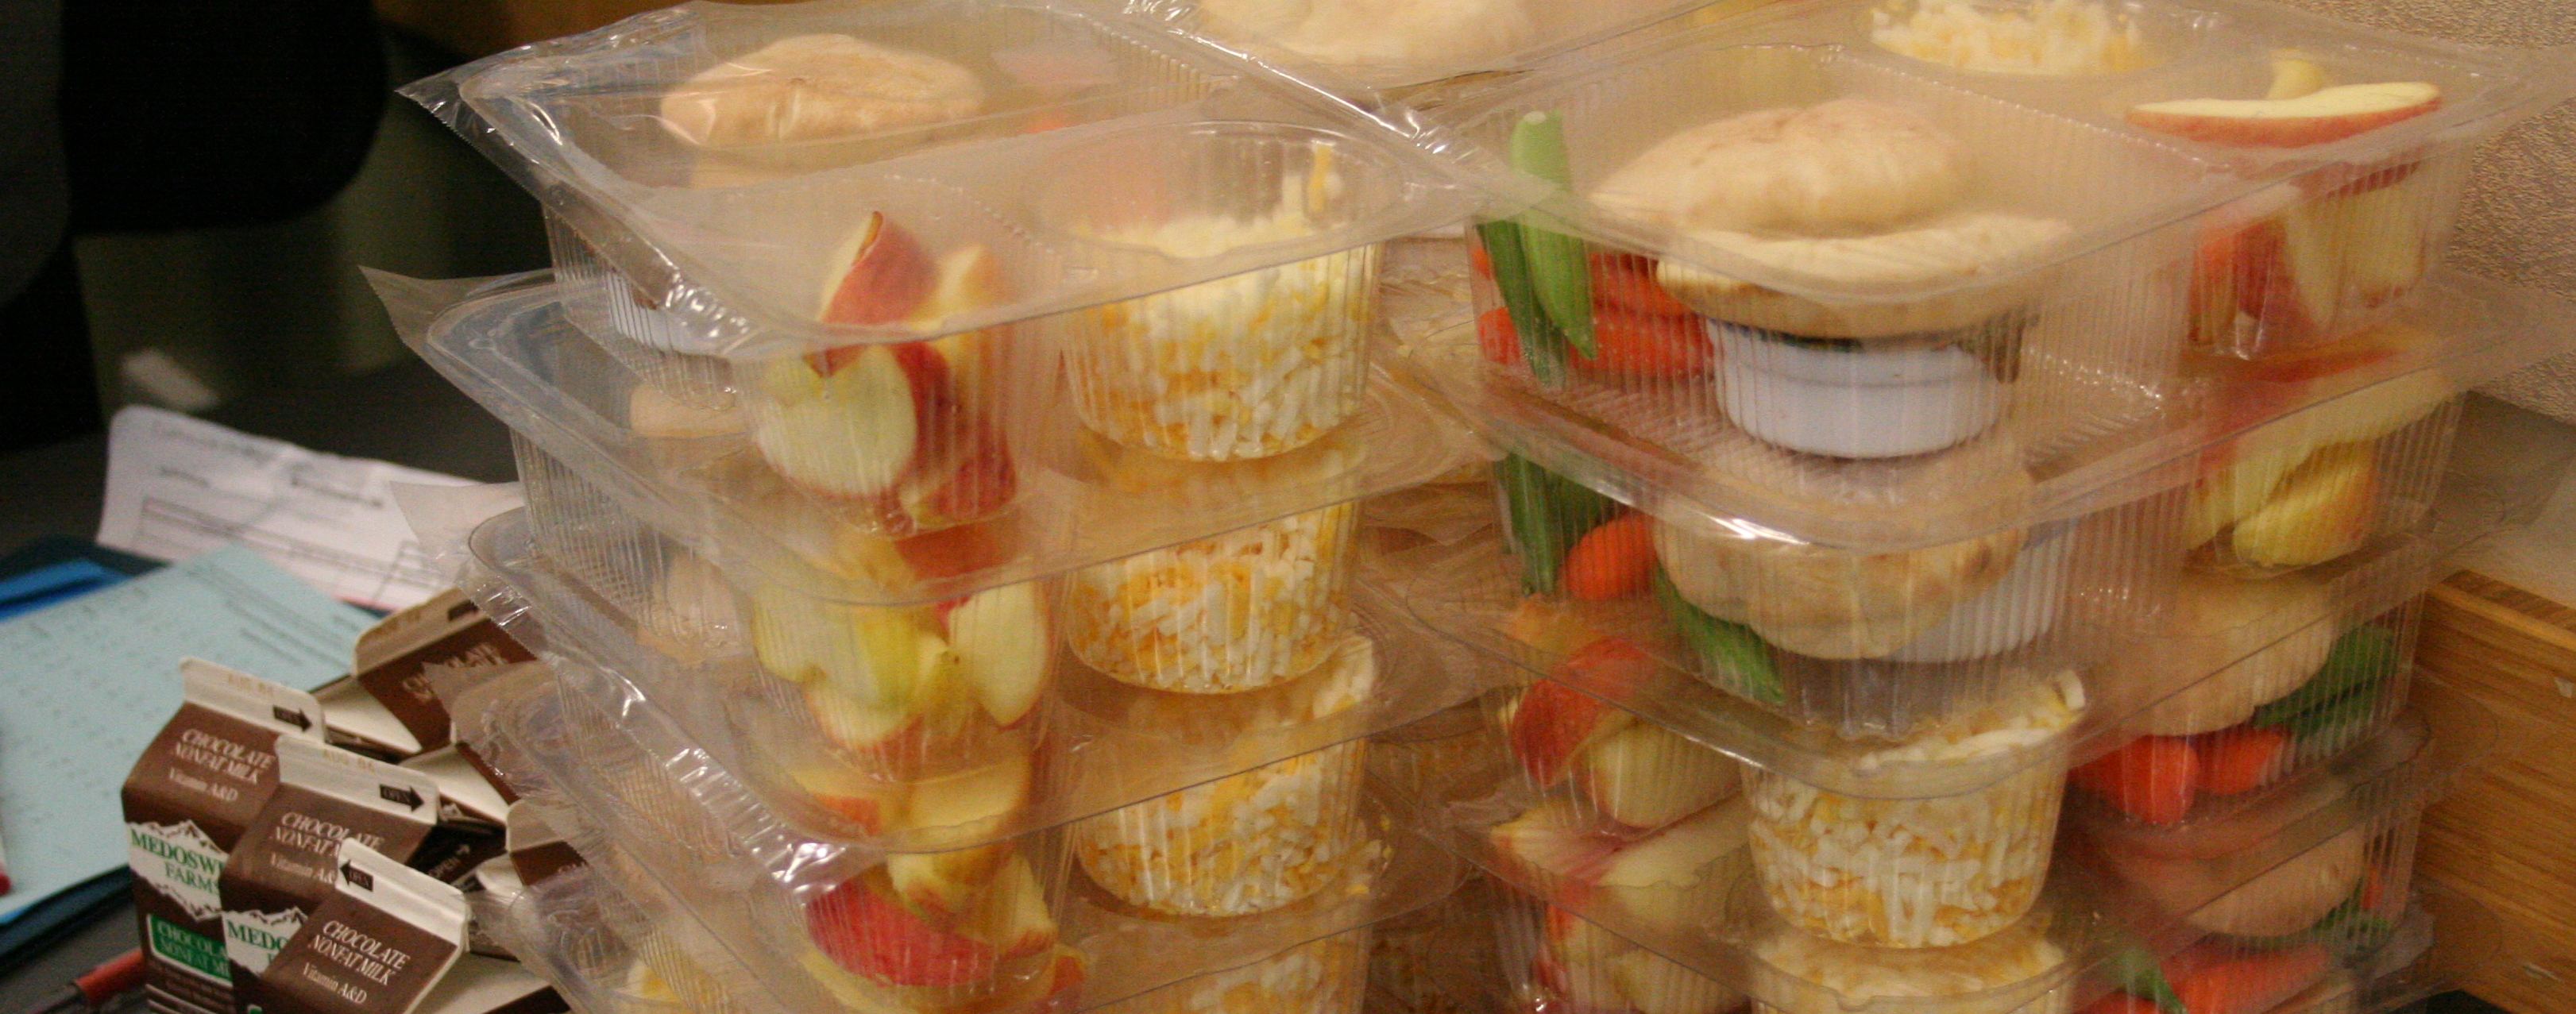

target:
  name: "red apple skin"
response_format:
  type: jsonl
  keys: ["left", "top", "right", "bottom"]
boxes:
{"left": 823, "top": 215, "right": 936, "bottom": 326}
{"left": 1511, "top": 680, "right": 1628, "bottom": 790}
{"left": 917, "top": 424, "right": 1017, "bottom": 527}
{"left": 2126, "top": 94, "right": 2441, "bottom": 148}
{"left": 808, "top": 872, "right": 999, "bottom": 988}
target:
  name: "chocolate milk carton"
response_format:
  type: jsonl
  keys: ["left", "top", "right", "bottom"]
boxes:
{"left": 257, "top": 842, "right": 467, "bottom": 1014}
{"left": 125, "top": 661, "right": 327, "bottom": 1014}
{"left": 331, "top": 592, "right": 532, "bottom": 758}
{"left": 221, "top": 737, "right": 446, "bottom": 1008}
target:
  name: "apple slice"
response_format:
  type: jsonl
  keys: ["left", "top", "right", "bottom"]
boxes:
{"left": 789, "top": 763, "right": 906, "bottom": 834}
{"left": 914, "top": 245, "right": 1007, "bottom": 328}
{"left": 2230, "top": 441, "right": 2380, "bottom": 567}
{"left": 1491, "top": 799, "right": 1621, "bottom": 893}
{"left": 2328, "top": 181, "right": 2427, "bottom": 307}
{"left": 755, "top": 346, "right": 921, "bottom": 499}
{"left": 807, "top": 869, "right": 998, "bottom": 988}
{"left": 1596, "top": 800, "right": 1750, "bottom": 935}
{"left": 902, "top": 743, "right": 1033, "bottom": 836}
{"left": 887, "top": 842, "right": 1011, "bottom": 925}
{"left": 803, "top": 687, "right": 930, "bottom": 760}
{"left": 1512, "top": 639, "right": 1659, "bottom": 788}
{"left": 944, "top": 582, "right": 1051, "bottom": 728}
{"left": 819, "top": 212, "right": 936, "bottom": 326}
{"left": 1609, "top": 948, "right": 1737, "bottom": 1014}
{"left": 2128, "top": 82, "right": 2440, "bottom": 148}
{"left": 1572, "top": 723, "right": 1740, "bottom": 832}
{"left": 960, "top": 852, "right": 1059, "bottom": 961}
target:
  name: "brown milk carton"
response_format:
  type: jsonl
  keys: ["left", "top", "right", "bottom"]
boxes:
{"left": 455, "top": 857, "right": 523, "bottom": 960}
{"left": 221, "top": 737, "right": 446, "bottom": 1008}
{"left": 257, "top": 842, "right": 467, "bottom": 1014}
{"left": 125, "top": 661, "right": 327, "bottom": 1014}
{"left": 400, "top": 743, "right": 510, "bottom": 831}
{"left": 334, "top": 592, "right": 533, "bottom": 757}
{"left": 501, "top": 805, "right": 585, "bottom": 889}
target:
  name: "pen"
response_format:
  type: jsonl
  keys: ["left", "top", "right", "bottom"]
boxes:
{"left": 17, "top": 950, "right": 145, "bottom": 1014}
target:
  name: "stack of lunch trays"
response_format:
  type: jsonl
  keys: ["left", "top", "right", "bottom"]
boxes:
{"left": 388, "top": 2, "right": 2576, "bottom": 1014}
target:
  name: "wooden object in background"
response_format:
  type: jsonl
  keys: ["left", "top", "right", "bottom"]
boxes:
{"left": 2418, "top": 569, "right": 2576, "bottom": 1014}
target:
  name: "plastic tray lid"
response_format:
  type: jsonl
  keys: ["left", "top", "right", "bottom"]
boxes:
{"left": 404, "top": 0, "right": 1481, "bottom": 361}
{"left": 1073, "top": 0, "right": 1771, "bottom": 95}
{"left": 1411, "top": 0, "right": 2576, "bottom": 310}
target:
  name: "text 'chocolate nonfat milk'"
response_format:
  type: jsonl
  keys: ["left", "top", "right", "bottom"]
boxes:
{"left": 221, "top": 738, "right": 444, "bottom": 1011}
{"left": 124, "top": 661, "right": 326, "bottom": 1014}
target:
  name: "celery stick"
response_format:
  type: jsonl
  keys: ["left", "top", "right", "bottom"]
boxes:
{"left": 1477, "top": 218, "right": 1568, "bottom": 387}
{"left": 1510, "top": 111, "right": 1596, "bottom": 358}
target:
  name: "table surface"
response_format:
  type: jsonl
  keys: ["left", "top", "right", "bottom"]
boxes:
{"left": 0, "top": 360, "right": 512, "bottom": 1011}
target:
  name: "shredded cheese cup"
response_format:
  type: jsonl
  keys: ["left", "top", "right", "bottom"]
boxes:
{"left": 1066, "top": 502, "right": 1355, "bottom": 692}
{"left": 1748, "top": 673, "right": 2083, "bottom": 948}
{"left": 1067, "top": 207, "right": 1378, "bottom": 462}
{"left": 1118, "top": 931, "right": 1367, "bottom": 1014}
{"left": 1872, "top": 0, "right": 2154, "bottom": 76}
{"left": 1073, "top": 740, "right": 1369, "bottom": 917}
{"left": 1752, "top": 914, "right": 2071, "bottom": 1014}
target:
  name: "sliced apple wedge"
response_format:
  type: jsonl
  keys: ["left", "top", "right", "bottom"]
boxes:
{"left": 902, "top": 743, "right": 1033, "bottom": 837}
{"left": 887, "top": 842, "right": 1010, "bottom": 925}
{"left": 819, "top": 211, "right": 936, "bottom": 326}
{"left": 944, "top": 582, "right": 1051, "bottom": 728}
{"left": 2130, "top": 81, "right": 2439, "bottom": 148}
{"left": 1572, "top": 723, "right": 1740, "bottom": 832}
{"left": 1609, "top": 947, "right": 1737, "bottom": 1014}
{"left": 2231, "top": 441, "right": 2381, "bottom": 567}
{"left": 790, "top": 762, "right": 906, "bottom": 834}
{"left": 1597, "top": 800, "right": 1750, "bottom": 934}
{"left": 804, "top": 688, "right": 927, "bottom": 758}
{"left": 806, "top": 869, "right": 997, "bottom": 988}
{"left": 754, "top": 346, "right": 920, "bottom": 499}
{"left": 1491, "top": 799, "right": 1621, "bottom": 892}
{"left": 1543, "top": 904, "right": 1631, "bottom": 964}
{"left": 959, "top": 851, "right": 1057, "bottom": 961}
{"left": 1512, "top": 639, "right": 1659, "bottom": 788}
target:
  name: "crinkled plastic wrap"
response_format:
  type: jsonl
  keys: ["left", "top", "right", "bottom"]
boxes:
{"left": 465, "top": 499, "right": 1496, "bottom": 850}
{"left": 1746, "top": 676, "right": 2082, "bottom": 949}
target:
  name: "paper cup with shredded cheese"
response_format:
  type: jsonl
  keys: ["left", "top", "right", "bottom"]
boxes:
{"left": 1073, "top": 738, "right": 1371, "bottom": 918}
{"left": 1045, "top": 122, "right": 1389, "bottom": 463}
{"left": 1066, "top": 502, "right": 1357, "bottom": 693}
{"left": 1750, "top": 910, "right": 2073, "bottom": 1014}
{"left": 1748, "top": 674, "right": 2083, "bottom": 948}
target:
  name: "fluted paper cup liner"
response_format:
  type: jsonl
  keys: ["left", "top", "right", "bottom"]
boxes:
{"left": 1067, "top": 502, "right": 1357, "bottom": 693}
{"left": 1099, "top": 927, "right": 1369, "bottom": 1014}
{"left": 1074, "top": 739, "right": 1369, "bottom": 917}
{"left": 1748, "top": 676, "right": 2081, "bottom": 948}
{"left": 1047, "top": 122, "right": 1390, "bottom": 463}
{"left": 1749, "top": 912, "right": 2073, "bottom": 1014}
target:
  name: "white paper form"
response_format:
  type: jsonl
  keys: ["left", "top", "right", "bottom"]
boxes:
{"left": 0, "top": 545, "right": 374, "bottom": 923}
{"left": 98, "top": 407, "right": 478, "bottom": 612}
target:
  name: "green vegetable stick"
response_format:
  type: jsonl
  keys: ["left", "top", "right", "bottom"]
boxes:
{"left": 1497, "top": 454, "right": 1570, "bottom": 595}
{"left": 2251, "top": 626, "right": 2401, "bottom": 727}
{"left": 1509, "top": 111, "right": 1597, "bottom": 358}
{"left": 1654, "top": 567, "right": 1782, "bottom": 706}
{"left": 1476, "top": 219, "right": 1568, "bottom": 387}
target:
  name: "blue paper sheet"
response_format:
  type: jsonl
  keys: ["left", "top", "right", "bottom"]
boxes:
{"left": 0, "top": 544, "right": 373, "bottom": 925}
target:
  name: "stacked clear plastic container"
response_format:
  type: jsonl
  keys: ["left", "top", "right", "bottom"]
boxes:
{"left": 1375, "top": 654, "right": 2491, "bottom": 1014}
{"left": 386, "top": 2, "right": 1551, "bottom": 1012}
{"left": 1338, "top": 1, "right": 2574, "bottom": 1012}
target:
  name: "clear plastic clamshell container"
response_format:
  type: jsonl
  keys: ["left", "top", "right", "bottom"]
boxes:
{"left": 1383, "top": 678, "right": 2487, "bottom": 1014}
{"left": 465, "top": 495, "right": 1497, "bottom": 851}
{"left": 399, "top": 274, "right": 1477, "bottom": 606}
{"left": 1402, "top": 0, "right": 2576, "bottom": 548}
{"left": 441, "top": 647, "right": 1466, "bottom": 1014}
{"left": 401, "top": 0, "right": 1489, "bottom": 538}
